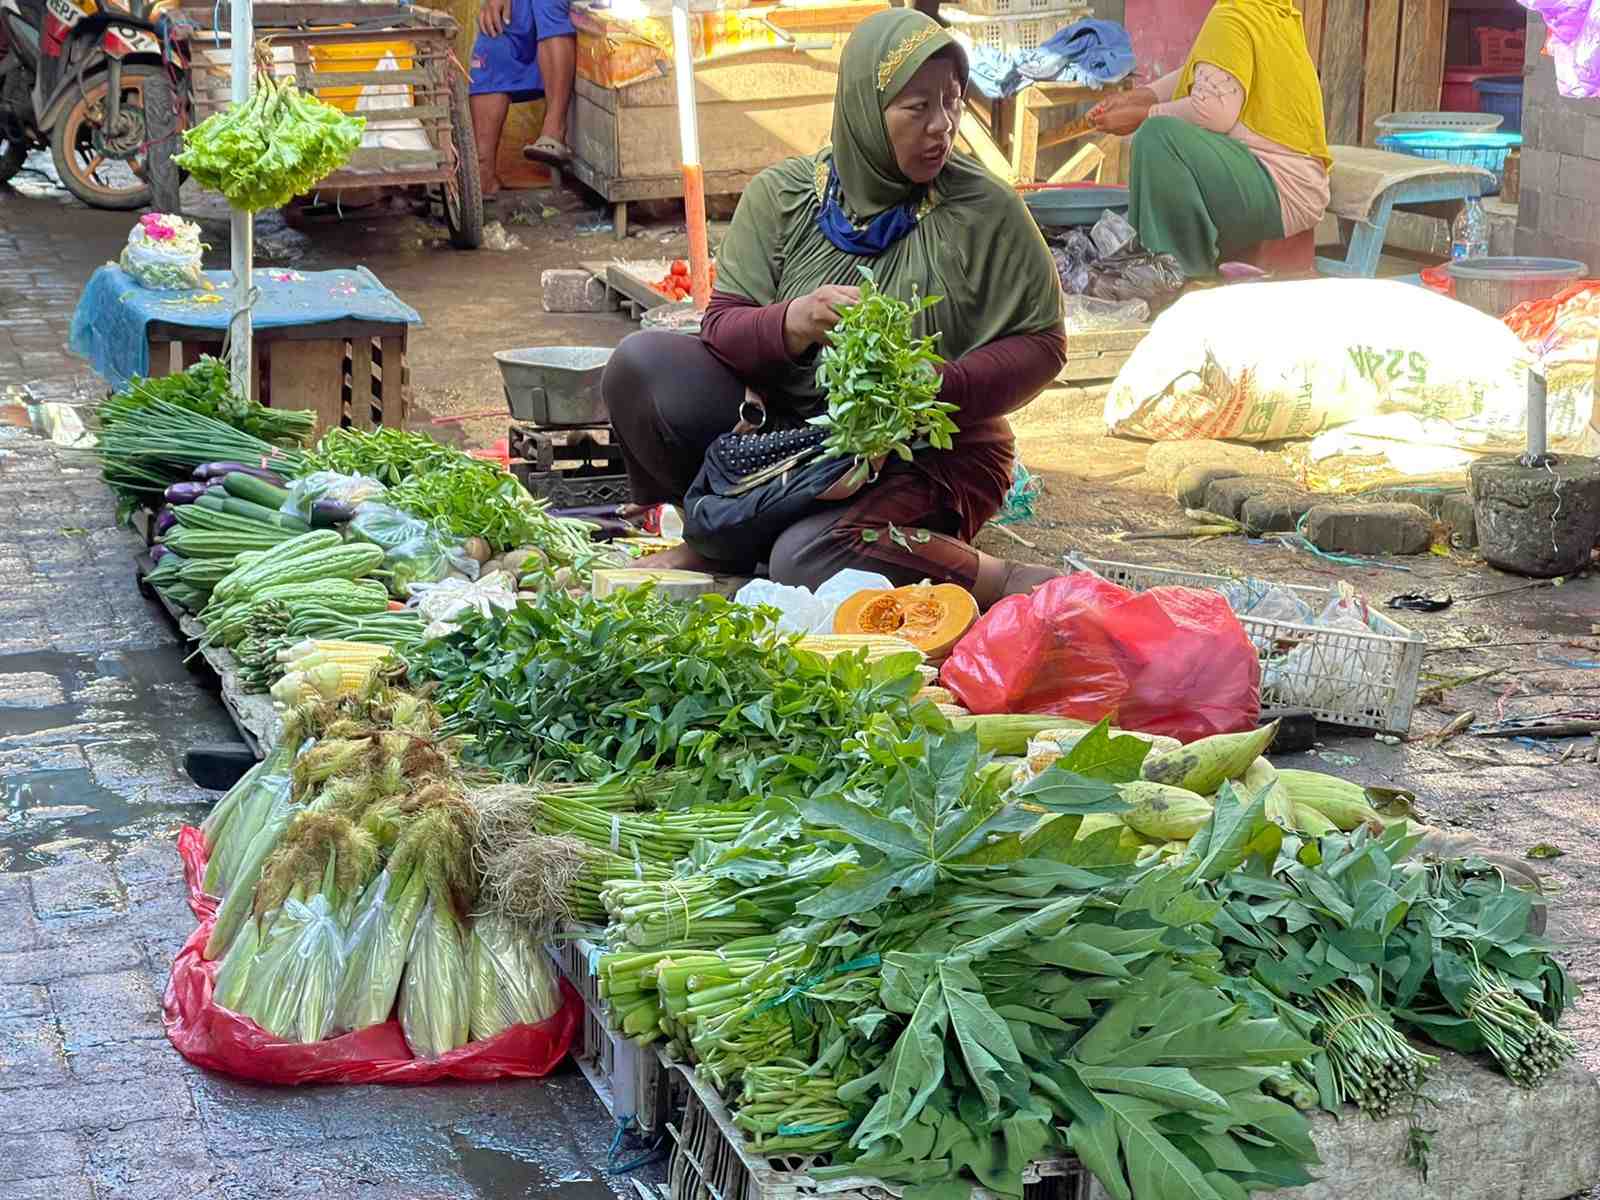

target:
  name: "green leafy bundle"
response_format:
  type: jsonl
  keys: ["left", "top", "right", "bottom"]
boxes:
{"left": 407, "top": 586, "right": 939, "bottom": 801}
{"left": 812, "top": 266, "right": 957, "bottom": 463}
{"left": 100, "top": 358, "right": 314, "bottom": 447}
{"left": 302, "top": 426, "right": 474, "bottom": 486}
{"left": 386, "top": 459, "right": 595, "bottom": 560}
{"left": 175, "top": 74, "right": 364, "bottom": 213}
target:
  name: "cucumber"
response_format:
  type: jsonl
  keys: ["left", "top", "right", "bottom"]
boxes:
{"left": 195, "top": 491, "right": 310, "bottom": 531}
{"left": 222, "top": 471, "right": 292, "bottom": 510}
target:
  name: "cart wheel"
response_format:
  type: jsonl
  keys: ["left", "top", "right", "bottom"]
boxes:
{"left": 145, "top": 71, "right": 184, "bottom": 215}
{"left": 443, "top": 68, "right": 484, "bottom": 250}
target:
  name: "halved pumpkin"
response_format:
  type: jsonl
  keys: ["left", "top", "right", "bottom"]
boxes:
{"left": 832, "top": 584, "right": 979, "bottom": 659}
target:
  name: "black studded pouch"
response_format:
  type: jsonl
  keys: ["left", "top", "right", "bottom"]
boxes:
{"left": 682, "top": 425, "right": 876, "bottom": 567}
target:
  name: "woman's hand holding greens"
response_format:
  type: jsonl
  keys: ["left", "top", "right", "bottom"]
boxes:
{"left": 782, "top": 285, "right": 863, "bottom": 358}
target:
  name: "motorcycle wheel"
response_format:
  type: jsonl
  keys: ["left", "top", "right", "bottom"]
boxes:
{"left": 143, "top": 70, "right": 182, "bottom": 214}
{"left": 50, "top": 62, "right": 160, "bottom": 210}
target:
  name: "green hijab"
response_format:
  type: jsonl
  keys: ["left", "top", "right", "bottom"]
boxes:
{"left": 714, "top": 8, "right": 1063, "bottom": 412}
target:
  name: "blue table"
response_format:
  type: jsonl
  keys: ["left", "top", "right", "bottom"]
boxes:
{"left": 1317, "top": 147, "right": 1498, "bottom": 279}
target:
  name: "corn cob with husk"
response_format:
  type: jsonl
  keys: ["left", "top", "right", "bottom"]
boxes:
{"left": 270, "top": 640, "right": 397, "bottom": 707}
{"left": 1276, "top": 769, "right": 1388, "bottom": 832}
{"left": 948, "top": 713, "right": 1089, "bottom": 756}
{"left": 794, "top": 634, "right": 925, "bottom": 663}
{"left": 1118, "top": 781, "right": 1214, "bottom": 840}
{"left": 467, "top": 914, "right": 563, "bottom": 1040}
{"left": 1241, "top": 756, "right": 1296, "bottom": 828}
{"left": 1141, "top": 721, "right": 1280, "bottom": 794}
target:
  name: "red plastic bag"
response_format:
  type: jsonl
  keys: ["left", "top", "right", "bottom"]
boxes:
{"left": 941, "top": 574, "right": 1260, "bottom": 743}
{"left": 164, "top": 826, "right": 580, "bottom": 1085}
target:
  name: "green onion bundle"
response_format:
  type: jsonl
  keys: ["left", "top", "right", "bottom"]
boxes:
{"left": 90, "top": 396, "right": 305, "bottom": 503}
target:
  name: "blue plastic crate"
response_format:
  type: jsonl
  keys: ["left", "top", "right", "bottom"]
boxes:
{"left": 1375, "top": 130, "right": 1522, "bottom": 194}
{"left": 1474, "top": 77, "right": 1524, "bottom": 135}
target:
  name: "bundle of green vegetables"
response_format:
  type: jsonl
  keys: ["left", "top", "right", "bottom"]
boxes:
{"left": 199, "top": 531, "right": 389, "bottom": 649}
{"left": 174, "top": 73, "right": 365, "bottom": 213}
{"left": 812, "top": 265, "right": 958, "bottom": 464}
{"left": 101, "top": 359, "right": 314, "bottom": 447}
{"left": 386, "top": 459, "right": 595, "bottom": 562}
{"left": 302, "top": 426, "right": 477, "bottom": 487}
{"left": 408, "top": 585, "right": 942, "bottom": 802}
{"left": 90, "top": 395, "right": 305, "bottom": 516}
{"left": 200, "top": 686, "right": 563, "bottom": 1056}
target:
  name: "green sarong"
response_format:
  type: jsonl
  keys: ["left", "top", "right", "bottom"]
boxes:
{"left": 1128, "top": 115, "right": 1284, "bottom": 278}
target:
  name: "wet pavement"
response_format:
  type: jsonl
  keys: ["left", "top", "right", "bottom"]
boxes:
{"left": 0, "top": 172, "right": 637, "bottom": 1200}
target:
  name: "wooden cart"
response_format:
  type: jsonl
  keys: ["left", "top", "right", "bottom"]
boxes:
{"left": 147, "top": 3, "right": 484, "bottom": 248}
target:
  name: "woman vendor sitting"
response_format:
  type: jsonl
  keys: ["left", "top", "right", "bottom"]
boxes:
{"left": 1089, "top": 0, "right": 1330, "bottom": 277}
{"left": 602, "top": 9, "right": 1067, "bottom": 609}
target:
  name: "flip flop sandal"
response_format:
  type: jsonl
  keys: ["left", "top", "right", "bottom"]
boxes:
{"left": 523, "top": 136, "right": 572, "bottom": 166}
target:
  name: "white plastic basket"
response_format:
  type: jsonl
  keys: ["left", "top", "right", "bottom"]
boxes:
{"left": 1064, "top": 556, "right": 1424, "bottom": 734}
{"left": 941, "top": 3, "right": 1083, "bottom": 53}
{"left": 665, "top": 1060, "right": 1092, "bottom": 1200}
{"left": 546, "top": 932, "right": 672, "bottom": 1131}
{"left": 955, "top": 0, "right": 1069, "bottom": 17}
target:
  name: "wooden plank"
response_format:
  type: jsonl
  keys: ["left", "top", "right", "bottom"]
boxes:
{"left": 959, "top": 107, "right": 1016, "bottom": 182}
{"left": 1099, "top": 134, "right": 1127, "bottom": 187}
{"left": 1060, "top": 352, "right": 1134, "bottom": 383}
{"left": 302, "top": 68, "right": 437, "bottom": 90}
{"left": 1303, "top": 0, "right": 1328, "bottom": 70}
{"left": 1362, "top": 0, "right": 1401, "bottom": 145}
{"left": 1319, "top": 0, "right": 1366, "bottom": 145}
{"left": 1394, "top": 0, "right": 1448, "bottom": 113}
{"left": 1011, "top": 94, "right": 1042, "bottom": 185}
{"left": 343, "top": 147, "right": 443, "bottom": 171}
{"left": 146, "top": 337, "right": 175, "bottom": 378}
{"left": 349, "top": 338, "right": 375, "bottom": 430}
{"left": 377, "top": 335, "right": 407, "bottom": 428}
{"left": 268, "top": 338, "right": 345, "bottom": 436}
{"left": 1048, "top": 142, "right": 1104, "bottom": 184}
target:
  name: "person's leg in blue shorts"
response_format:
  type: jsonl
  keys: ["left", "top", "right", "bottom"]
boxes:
{"left": 470, "top": 0, "right": 544, "bottom": 195}
{"left": 522, "top": 0, "right": 576, "bottom": 166}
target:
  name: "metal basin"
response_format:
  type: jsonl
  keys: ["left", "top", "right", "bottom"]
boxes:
{"left": 494, "top": 346, "right": 613, "bottom": 426}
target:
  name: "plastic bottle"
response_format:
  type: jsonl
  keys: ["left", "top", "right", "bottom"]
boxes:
{"left": 1451, "top": 197, "right": 1489, "bottom": 261}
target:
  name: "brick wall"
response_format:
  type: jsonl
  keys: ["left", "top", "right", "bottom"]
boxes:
{"left": 1516, "top": 12, "right": 1600, "bottom": 267}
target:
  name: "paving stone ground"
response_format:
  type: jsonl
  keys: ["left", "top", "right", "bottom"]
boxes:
{"left": 0, "top": 180, "right": 632, "bottom": 1200}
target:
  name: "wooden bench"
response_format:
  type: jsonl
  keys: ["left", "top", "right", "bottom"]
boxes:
{"left": 1316, "top": 145, "right": 1497, "bottom": 278}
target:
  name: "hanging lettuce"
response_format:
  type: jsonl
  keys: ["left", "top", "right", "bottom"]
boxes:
{"left": 175, "top": 74, "right": 364, "bottom": 213}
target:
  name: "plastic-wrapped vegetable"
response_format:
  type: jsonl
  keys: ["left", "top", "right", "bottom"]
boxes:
{"left": 213, "top": 916, "right": 261, "bottom": 1013}
{"left": 235, "top": 891, "right": 348, "bottom": 1042}
{"left": 399, "top": 894, "right": 471, "bottom": 1058}
{"left": 119, "top": 212, "right": 206, "bottom": 291}
{"left": 204, "top": 794, "right": 297, "bottom": 960}
{"left": 468, "top": 914, "right": 562, "bottom": 1040}
{"left": 332, "top": 865, "right": 429, "bottom": 1034}
{"left": 347, "top": 503, "right": 476, "bottom": 598}
{"left": 202, "top": 741, "right": 294, "bottom": 897}
{"left": 279, "top": 471, "right": 387, "bottom": 522}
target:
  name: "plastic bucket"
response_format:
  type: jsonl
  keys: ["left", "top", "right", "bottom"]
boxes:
{"left": 1442, "top": 65, "right": 1511, "bottom": 111}
{"left": 1375, "top": 130, "right": 1522, "bottom": 193}
{"left": 1474, "top": 77, "right": 1524, "bottom": 134}
{"left": 310, "top": 41, "right": 417, "bottom": 113}
{"left": 1445, "top": 256, "right": 1587, "bottom": 317}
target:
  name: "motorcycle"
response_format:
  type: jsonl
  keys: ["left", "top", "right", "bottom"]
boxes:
{"left": 0, "top": 0, "right": 184, "bottom": 209}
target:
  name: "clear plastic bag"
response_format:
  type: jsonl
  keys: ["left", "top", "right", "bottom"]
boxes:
{"left": 1262, "top": 588, "right": 1386, "bottom": 711}
{"left": 468, "top": 914, "right": 563, "bottom": 1041}
{"left": 119, "top": 213, "right": 206, "bottom": 291}
{"left": 399, "top": 894, "right": 472, "bottom": 1059}
{"left": 1087, "top": 251, "right": 1187, "bottom": 307}
{"left": 281, "top": 471, "right": 387, "bottom": 521}
{"left": 412, "top": 571, "right": 520, "bottom": 640}
{"left": 1064, "top": 295, "right": 1150, "bottom": 332}
{"left": 734, "top": 569, "right": 894, "bottom": 634}
{"left": 235, "top": 894, "right": 348, "bottom": 1044}
{"left": 1089, "top": 209, "right": 1138, "bottom": 258}
{"left": 333, "top": 867, "right": 429, "bottom": 1034}
{"left": 348, "top": 502, "right": 477, "bottom": 598}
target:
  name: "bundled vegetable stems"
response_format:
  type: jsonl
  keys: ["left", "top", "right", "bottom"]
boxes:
{"left": 1309, "top": 983, "right": 1436, "bottom": 1117}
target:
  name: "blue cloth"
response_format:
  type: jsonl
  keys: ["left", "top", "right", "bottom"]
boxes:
{"left": 69, "top": 266, "right": 422, "bottom": 392}
{"left": 469, "top": 0, "right": 575, "bottom": 99}
{"left": 966, "top": 17, "right": 1134, "bottom": 100}
{"left": 814, "top": 163, "right": 922, "bottom": 256}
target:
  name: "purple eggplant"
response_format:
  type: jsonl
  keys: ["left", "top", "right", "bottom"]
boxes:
{"left": 191, "top": 461, "right": 287, "bottom": 487}
{"left": 164, "top": 481, "right": 209, "bottom": 505}
{"left": 154, "top": 507, "right": 178, "bottom": 536}
{"left": 309, "top": 499, "right": 357, "bottom": 529}
{"left": 150, "top": 544, "right": 171, "bottom": 564}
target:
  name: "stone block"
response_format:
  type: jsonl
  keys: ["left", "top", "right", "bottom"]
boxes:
{"left": 1304, "top": 502, "right": 1434, "bottom": 556}
{"left": 1556, "top": 153, "right": 1600, "bottom": 200}
{"left": 1239, "top": 489, "right": 1316, "bottom": 534}
{"left": 1172, "top": 465, "right": 1243, "bottom": 509}
{"left": 1585, "top": 115, "right": 1600, "bottom": 161}
{"left": 1518, "top": 186, "right": 1542, "bottom": 238}
{"left": 0, "top": 1131, "right": 85, "bottom": 1182}
{"left": 539, "top": 269, "right": 615, "bottom": 314}
{"left": 1204, "top": 475, "right": 1286, "bottom": 521}
{"left": 1142, "top": 440, "right": 1288, "bottom": 494}
{"left": 1521, "top": 147, "right": 1558, "bottom": 192}
{"left": 27, "top": 862, "right": 121, "bottom": 920}
{"left": 1471, "top": 455, "right": 1600, "bottom": 577}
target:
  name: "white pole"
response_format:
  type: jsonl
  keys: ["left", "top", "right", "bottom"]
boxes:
{"left": 1527, "top": 363, "right": 1548, "bottom": 462}
{"left": 670, "top": 0, "right": 711, "bottom": 309}
{"left": 229, "top": 0, "right": 254, "bottom": 400}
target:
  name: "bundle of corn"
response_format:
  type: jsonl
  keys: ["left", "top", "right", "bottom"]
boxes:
{"left": 269, "top": 640, "right": 399, "bottom": 707}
